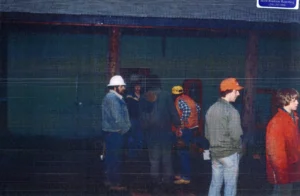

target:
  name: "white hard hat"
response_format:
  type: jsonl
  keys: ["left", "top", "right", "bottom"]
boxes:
{"left": 107, "top": 75, "right": 126, "bottom": 86}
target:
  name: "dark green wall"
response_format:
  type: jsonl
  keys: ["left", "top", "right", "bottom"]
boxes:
{"left": 8, "top": 32, "right": 108, "bottom": 137}
{"left": 7, "top": 31, "right": 300, "bottom": 137}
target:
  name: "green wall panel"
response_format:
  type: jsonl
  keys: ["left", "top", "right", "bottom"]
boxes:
{"left": 121, "top": 35, "right": 162, "bottom": 60}
{"left": 119, "top": 35, "right": 299, "bottom": 116}
{"left": 166, "top": 37, "right": 246, "bottom": 58}
{"left": 8, "top": 32, "right": 108, "bottom": 137}
{"left": 121, "top": 36, "right": 247, "bottom": 108}
{"left": 7, "top": 31, "right": 300, "bottom": 137}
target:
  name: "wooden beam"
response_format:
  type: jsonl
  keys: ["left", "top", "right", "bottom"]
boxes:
{"left": 107, "top": 27, "right": 121, "bottom": 79}
{"left": 242, "top": 31, "right": 259, "bottom": 133}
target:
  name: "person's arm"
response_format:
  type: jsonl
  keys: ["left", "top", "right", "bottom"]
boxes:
{"left": 266, "top": 120, "right": 289, "bottom": 184}
{"left": 107, "top": 96, "right": 123, "bottom": 131}
{"left": 196, "top": 103, "right": 201, "bottom": 121}
{"left": 204, "top": 119, "right": 209, "bottom": 141}
{"left": 228, "top": 109, "right": 243, "bottom": 142}
{"left": 167, "top": 93, "right": 181, "bottom": 127}
{"left": 178, "top": 99, "right": 191, "bottom": 124}
{"left": 203, "top": 117, "right": 211, "bottom": 160}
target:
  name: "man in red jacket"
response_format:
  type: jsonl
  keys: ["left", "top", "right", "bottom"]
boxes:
{"left": 266, "top": 88, "right": 300, "bottom": 196}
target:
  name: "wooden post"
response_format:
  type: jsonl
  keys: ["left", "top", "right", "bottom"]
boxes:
{"left": 242, "top": 31, "right": 259, "bottom": 133}
{"left": 107, "top": 27, "right": 121, "bottom": 80}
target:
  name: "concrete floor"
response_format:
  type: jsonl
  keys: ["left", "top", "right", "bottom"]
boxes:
{"left": 0, "top": 136, "right": 275, "bottom": 196}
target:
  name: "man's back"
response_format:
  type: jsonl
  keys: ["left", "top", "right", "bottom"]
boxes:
{"left": 205, "top": 98, "right": 242, "bottom": 159}
{"left": 206, "top": 78, "right": 244, "bottom": 196}
{"left": 138, "top": 76, "right": 181, "bottom": 187}
{"left": 102, "top": 91, "right": 130, "bottom": 134}
{"left": 140, "top": 89, "right": 180, "bottom": 134}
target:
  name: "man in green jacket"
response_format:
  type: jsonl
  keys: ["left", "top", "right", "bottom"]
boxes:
{"left": 205, "top": 77, "right": 243, "bottom": 196}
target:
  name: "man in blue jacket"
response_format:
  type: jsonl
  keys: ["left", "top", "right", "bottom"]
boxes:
{"left": 102, "top": 75, "right": 131, "bottom": 191}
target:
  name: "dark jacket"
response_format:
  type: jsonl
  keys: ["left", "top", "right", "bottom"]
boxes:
{"left": 126, "top": 92, "right": 140, "bottom": 119}
{"left": 139, "top": 88, "right": 181, "bottom": 142}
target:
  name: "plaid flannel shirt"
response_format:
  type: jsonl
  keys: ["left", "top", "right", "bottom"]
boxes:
{"left": 178, "top": 99, "right": 201, "bottom": 123}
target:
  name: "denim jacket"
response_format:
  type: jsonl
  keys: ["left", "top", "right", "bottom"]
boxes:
{"left": 102, "top": 91, "right": 131, "bottom": 134}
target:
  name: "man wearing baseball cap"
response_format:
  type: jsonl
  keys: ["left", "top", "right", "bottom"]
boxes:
{"left": 205, "top": 77, "right": 244, "bottom": 196}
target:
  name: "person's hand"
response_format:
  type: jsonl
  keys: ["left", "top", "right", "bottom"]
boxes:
{"left": 253, "top": 154, "right": 261, "bottom": 160}
{"left": 176, "top": 139, "right": 185, "bottom": 148}
{"left": 176, "top": 129, "right": 182, "bottom": 137}
{"left": 198, "top": 148, "right": 204, "bottom": 153}
{"left": 180, "top": 121, "right": 185, "bottom": 129}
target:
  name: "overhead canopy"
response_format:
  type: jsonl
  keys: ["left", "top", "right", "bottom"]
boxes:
{"left": 2, "top": 0, "right": 300, "bottom": 23}
{"left": 1, "top": 0, "right": 300, "bottom": 31}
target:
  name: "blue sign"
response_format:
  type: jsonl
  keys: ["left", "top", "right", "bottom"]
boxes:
{"left": 257, "top": 0, "right": 299, "bottom": 9}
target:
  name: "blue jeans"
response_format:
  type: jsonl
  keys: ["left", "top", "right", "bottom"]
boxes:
{"left": 177, "top": 129, "right": 193, "bottom": 180}
{"left": 208, "top": 152, "right": 240, "bottom": 196}
{"left": 104, "top": 132, "right": 124, "bottom": 185}
{"left": 272, "top": 184, "right": 293, "bottom": 196}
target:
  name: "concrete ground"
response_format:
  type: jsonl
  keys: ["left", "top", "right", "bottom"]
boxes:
{"left": 0, "top": 136, "right": 277, "bottom": 196}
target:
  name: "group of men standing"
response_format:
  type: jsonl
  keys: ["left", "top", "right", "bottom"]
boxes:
{"left": 101, "top": 74, "right": 300, "bottom": 196}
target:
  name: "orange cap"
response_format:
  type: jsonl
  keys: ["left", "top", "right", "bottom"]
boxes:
{"left": 220, "top": 78, "right": 243, "bottom": 92}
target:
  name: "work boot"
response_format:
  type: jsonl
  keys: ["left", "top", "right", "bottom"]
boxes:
{"left": 174, "top": 179, "right": 191, "bottom": 185}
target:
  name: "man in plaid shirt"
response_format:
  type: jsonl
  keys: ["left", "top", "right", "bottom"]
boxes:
{"left": 178, "top": 98, "right": 201, "bottom": 124}
{"left": 171, "top": 85, "right": 202, "bottom": 185}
